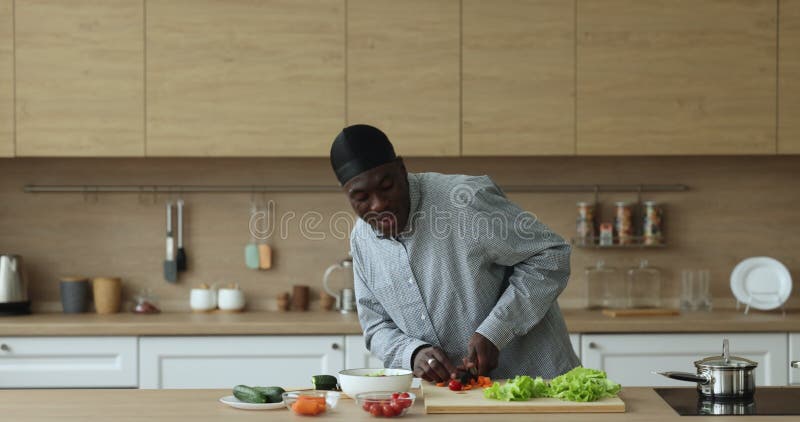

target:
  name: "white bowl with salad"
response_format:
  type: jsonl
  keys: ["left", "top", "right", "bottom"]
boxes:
{"left": 338, "top": 368, "right": 413, "bottom": 398}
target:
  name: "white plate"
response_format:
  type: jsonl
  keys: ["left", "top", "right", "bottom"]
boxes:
{"left": 219, "top": 395, "right": 285, "bottom": 410}
{"left": 730, "top": 257, "right": 792, "bottom": 310}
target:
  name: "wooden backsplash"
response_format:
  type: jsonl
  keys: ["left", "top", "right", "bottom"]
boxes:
{"left": 0, "top": 156, "right": 798, "bottom": 312}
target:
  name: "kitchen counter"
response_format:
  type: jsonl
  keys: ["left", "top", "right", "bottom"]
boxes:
{"left": 3, "top": 387, "right": 800, "bottom": 421}
{"left": 1, "top": 308, "right": 799, "bottom": 336}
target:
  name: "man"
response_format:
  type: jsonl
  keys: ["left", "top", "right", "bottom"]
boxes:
{"left": 330, "top": 124, "right": 579, "bottom": 383}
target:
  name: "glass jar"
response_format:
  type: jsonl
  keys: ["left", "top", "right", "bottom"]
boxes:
{"left": 627, "top": 259, "right": 661, "bottom": 308}
{"left": 586, "top": 260, "right": 626, "bottom": 309}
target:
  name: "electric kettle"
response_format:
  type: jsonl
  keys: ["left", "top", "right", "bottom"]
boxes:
{"left": 322, "top": 256, "right": 356, "bottom": 314}
{"left": 0, "top": 254, "right": 31, "bottom": 315}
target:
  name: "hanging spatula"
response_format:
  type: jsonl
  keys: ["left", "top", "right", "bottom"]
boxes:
{"left": 164, "top": 201, "right": 178, "bottom": 283}
{"left": 176, "top": 199, "right": 187, "bottom": 272}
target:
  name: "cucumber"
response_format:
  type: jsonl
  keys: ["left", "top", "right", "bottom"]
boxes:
{"left": 253, "top": 386, "right": 285, "bottom": 403}
{"left": 312, "top": 374, "right": 339, "bottom": 391}
{"left": 233, "top": 385, "right": 266, "bottom": 403}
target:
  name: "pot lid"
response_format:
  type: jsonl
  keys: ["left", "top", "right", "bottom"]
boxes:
{"left": 695, "top": 339, "right": 758, "bottom": 369}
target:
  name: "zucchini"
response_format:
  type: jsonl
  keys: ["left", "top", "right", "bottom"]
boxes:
{"left": 233, "top": 385, "right": 266, "bottom": 403}
{"left": 312, "top": 374, "right": 339, "bottom": 390}
{"left": 253, "top": 386, "right": 285, "bottom": 403}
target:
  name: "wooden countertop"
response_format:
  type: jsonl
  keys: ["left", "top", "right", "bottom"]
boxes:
{"left": 1, "top": 308, "right": 799, "bottom": 336}
{"left": 3, "top": 387, "right": 800, "bottom": 421}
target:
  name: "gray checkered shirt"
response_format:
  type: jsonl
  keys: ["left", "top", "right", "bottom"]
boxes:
{"left": 351, "top": 172, "right": 580, "bottom": 379}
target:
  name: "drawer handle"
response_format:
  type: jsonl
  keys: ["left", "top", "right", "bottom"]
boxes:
{"left": 331, "top": 343, "right": 340, "bottom": 351}
{"left": 0, "top": 344, "right": 9, "bottom": 352}
{"left": 588, "top": 342, "right": 599, "bottom": 349}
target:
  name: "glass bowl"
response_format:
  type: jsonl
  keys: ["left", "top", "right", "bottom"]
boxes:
{"left": 354, "top": 391, "right": 416, "bottom": 418}
{"left": 282, "top": 390, "right": 340, "bottom": 416}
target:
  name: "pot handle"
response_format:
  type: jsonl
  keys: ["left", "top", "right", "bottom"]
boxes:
{"left": 653, "top": 371, "right": 711, "bottom": 385}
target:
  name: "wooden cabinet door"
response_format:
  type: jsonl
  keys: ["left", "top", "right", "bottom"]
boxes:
{"left": 0, "top": 0, "right": 11, "bottom": 157}
{"left": 147, "top": 0, "right": 344, "bottom": 157}
{"left": 582, "top": 333, "right": 788, "bottom": 387}
{"left": 347, "top": 0, "right": 459, "bottom": 156}
{"left": 0, "top": 337, "right": 138, "bottom": 388}
{"left": 15, "top": 0, "right": 144, "bottom": 157}
{"left": 780, "top": 0, "right": 800, "bottom": 154}
{"left": 462, "top": 0, "right": 575, "bottom": 156}
{"left": 139, "top": 336, "right": 345, "bottom": 388}
{"left": 577, "top": 0, "right": 777, "bottom": 155}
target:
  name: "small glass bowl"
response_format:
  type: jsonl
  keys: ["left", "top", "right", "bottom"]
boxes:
{"left": 355, "top": 391, "right": 416, "bottom": 418}
{"left": 282, "top": 390, "right": 340, "bottom": 416}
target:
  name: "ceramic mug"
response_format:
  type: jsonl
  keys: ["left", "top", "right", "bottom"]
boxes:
{"left": 60, "top": 277, "right": 90, "bottom": 313}
{"left": 217, "top": 288, "right": 245, "bottom": 311}
{"left": 190, "top": 288, "right": 217, "bottom": 312}
{"left": 92, "top": 277, "right": 122, "bottom": 314}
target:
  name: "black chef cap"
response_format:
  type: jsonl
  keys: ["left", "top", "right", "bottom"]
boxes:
{"left": 330, "top": 124, "right": 396, "bottom": 185}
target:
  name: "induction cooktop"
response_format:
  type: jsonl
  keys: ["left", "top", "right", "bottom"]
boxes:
{"left": 656, "top": 387, "right": 800, "bottom": 416}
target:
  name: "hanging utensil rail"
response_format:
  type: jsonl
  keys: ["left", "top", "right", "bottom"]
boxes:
{"left": 22, "top": 184, "right": 689, "bottom": 194}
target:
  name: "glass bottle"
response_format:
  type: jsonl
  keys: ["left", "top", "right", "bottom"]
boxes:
{"left": 586, "top": 260, "right": 625, "bottom": 309}
{"left": 627, "top": 259, "right": 661, "bottom": 308}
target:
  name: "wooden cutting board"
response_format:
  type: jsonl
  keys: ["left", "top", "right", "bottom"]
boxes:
{"left": 422, "top": 383, "right": 626, "bottom": 414}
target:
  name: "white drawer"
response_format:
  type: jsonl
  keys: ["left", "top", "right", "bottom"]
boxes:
{"left": 0, "top": 336, "right": 138, "bottom": 388}
{"left": 139, "top": 336, "right": 345, "bottom": 389}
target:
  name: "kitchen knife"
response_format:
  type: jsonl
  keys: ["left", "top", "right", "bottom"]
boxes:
{"left": 176, "top": 199, "right": 187, "bottom": 272}
{"left": 164, "top": 201, "right": 177, "bottom": 283}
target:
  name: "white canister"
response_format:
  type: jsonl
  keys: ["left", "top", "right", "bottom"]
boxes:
{"left": 190, "top": 288, "right": 217, "bottom": 312}
{"left": 217, "top": 288, "right": 246, "bottom": 311}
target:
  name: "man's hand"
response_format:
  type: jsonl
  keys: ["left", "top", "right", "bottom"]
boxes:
{"left": 465, "top": 332, "right": 499, "bottom": 376}
{"left": 412, "top": 346, "right": 457, "bottom": 383}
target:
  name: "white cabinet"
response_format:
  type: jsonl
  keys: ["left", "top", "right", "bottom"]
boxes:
{"left": 0, "top": 336, "right": 138, "bottom": 388}
{"left": 581, "top": 334, "right": 788, "bottom": 387}
{"left": 345, "top": 334, "right": 582, "bottom": 369}
{"left": 345, "top": 335, "right": 384, "bottom": 369}
{"left": 570, "top": 334, "right": 581, "bottom": 362}
{"left": 791, "top": 333, "right": 800, "bottom": 385}
{"left": 139, "top": 336, "right": 345, "bottom": 389}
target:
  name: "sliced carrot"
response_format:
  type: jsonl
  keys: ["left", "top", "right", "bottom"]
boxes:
{"left": 435, "top": 382, "right": 446, "bottom": 387}
{"left": 463, "top": 384, "right": 473, "bottom": 390}
{"left": 292, "top": 396, "right": 326, "bottom": 415}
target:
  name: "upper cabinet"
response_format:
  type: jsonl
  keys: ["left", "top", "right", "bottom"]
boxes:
{"left": 576, "top": 0, "right": 777, "bottom": 155}
{"left": 347, "top": 0, "right": 459, "bottom": 156}
{"left": 0, "top": 0, "right": 12, "bottom": 157}
{"left": 146, "top": 0, "right": 344, "bottom": 157}
{"left": 780, "top": 0, "right": 800, "bottom": 154}
{"left": 15, "top": 0, "right": 144, "bottom": 157}
{"left": 462, "top": 0, "right": 575, "bottom": 156}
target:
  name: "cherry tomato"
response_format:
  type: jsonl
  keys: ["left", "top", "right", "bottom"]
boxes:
{"left": 369, "top": 403, "right": 382, "bottom": 417}
{"left": 390, "top": 401, "right": 404, "bottom": 414}
{"left": 448, "top": 379, "right": 463, "bottom": 391}
{"left": 382, "top": 404, "right": 396, "bottom": 417}
{"left": 397, "top": 397, "right": 412, "bottom": 409}
{"left": 362, "top": 402, "right": 372, "bottom": 412}
{"left": 400, "top": 392, "right": 410, "bottom": 398}
{"left": 391, "top": 392, "right": 400, "bottom": 400}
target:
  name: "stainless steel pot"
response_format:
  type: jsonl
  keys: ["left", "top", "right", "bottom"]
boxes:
{"left": 656, "top": 339, "right": 757, "bottom": 399}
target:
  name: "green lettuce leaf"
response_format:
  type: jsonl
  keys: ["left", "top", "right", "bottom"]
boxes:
{"left": 547, "top": 367, "right": 621, "bottom": 402}
{"left": 483, "top": 367, "right": 621, "bottom": 403}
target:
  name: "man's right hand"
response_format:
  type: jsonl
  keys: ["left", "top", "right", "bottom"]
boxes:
{"left": 412, "top": 346, "right": 457, "bottom": 383}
